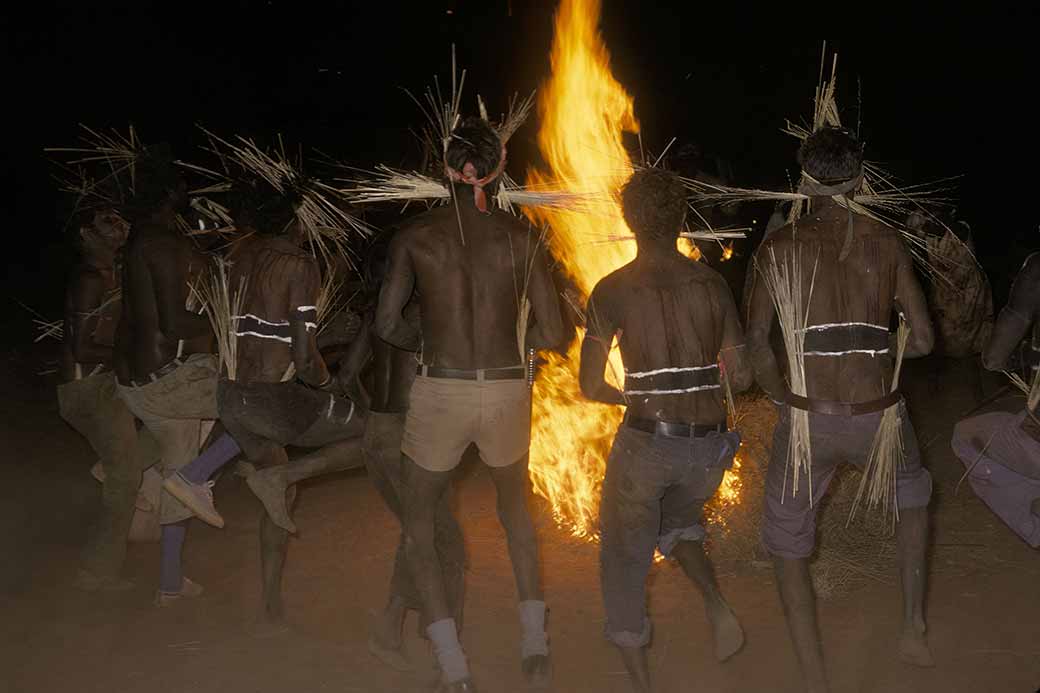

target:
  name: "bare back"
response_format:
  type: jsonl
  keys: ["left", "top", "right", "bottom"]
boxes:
{"left": 747, "top": 207, "right": 933, "bottom": 403}
{"left": 121, "top": 221, "right": 210, "bottom": 379}
{"left": 232, "top": 236, "right": 322, "bottom": 384}
{"left": 378, "top": 202, "right": 563, "bottom": 369}
{"left": 585, "top": 253, "right": 748, "bottom": 425}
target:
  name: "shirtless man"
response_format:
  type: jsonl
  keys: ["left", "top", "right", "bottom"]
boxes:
{"left": 376, "top": 117, "right": 565, "bottom": 692}
{"left": 170, "top": 178, "right": 367, "bottom": 631}
{"left": 746, "top": 128, "right": 935, "bottom": 692}
{"left": 579, "top": 169, "right": 751, "bottom": 693}
{"left": 951, "top": 252, "right": 1040, "bottom": 547}
{"left": 58, "top": 207, "right": 159, "bottom": 591}
{"left": 114, "top": 149, "right": 221, "bottom": 605}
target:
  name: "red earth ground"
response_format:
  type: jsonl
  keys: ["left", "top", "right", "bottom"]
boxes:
{"left": 1, "top": 344, "right": 1038, "bottom": 693}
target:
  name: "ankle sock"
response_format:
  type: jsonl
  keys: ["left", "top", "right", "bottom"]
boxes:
{"left": 426, "top": 618, "right": 469, "bottom": 683}
{"left": 519, "top": 600, "right": 549, "bottom": 658}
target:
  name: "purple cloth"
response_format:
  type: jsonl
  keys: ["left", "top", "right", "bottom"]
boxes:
{"left": 951, "top": 411, "right": 1040, "bottom": 548}
{"left": 762, "top": 404, "right": 933, "bottom": 560}
{"left": 180, "top": 433, "right": 240, "bottom": 484}
{"left": 159, "top": 521, "right": 187, "bottom": 593}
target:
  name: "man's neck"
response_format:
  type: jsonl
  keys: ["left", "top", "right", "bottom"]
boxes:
{"left": 635, "top": 242, "right": 682, "bottom": 264}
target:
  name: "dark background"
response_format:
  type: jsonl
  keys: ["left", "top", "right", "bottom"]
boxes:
{"left": 4, "top": 1, "right": 1038, "bottom": 320}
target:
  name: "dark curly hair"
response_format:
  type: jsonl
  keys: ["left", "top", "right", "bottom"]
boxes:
{"left": 228, "top": 176, "right": 301, "bottom": 236}
{"left": 620, "top": 168, "right": 688, "bottom": 246}
{"left": 122, "top": 143, "right": 185, "bottom": 221}
{"left": 445, "top": 117, "right": 503, "bottom": 180}
{"left": 797, "top": 127, "right": 864, "bottom": 183}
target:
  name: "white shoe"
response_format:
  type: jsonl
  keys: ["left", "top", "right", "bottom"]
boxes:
{"left": 154, "top": 576, "right": 204, "bottom": 607}
{"left": 162, "top": 473, "right": 224, "bottom": 528}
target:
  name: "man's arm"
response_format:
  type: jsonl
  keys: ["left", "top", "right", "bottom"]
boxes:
{"left": 578, "top": 282, "right": 625, "bottom": 406}
{"left": 375, "top": 231, "right": 420, "bottom": 350}
{"left": 67, "top": 270, "right": 113, "bottom": 365}
{"left": 745, "top": 248, "right": 788, "bottom": 402}
{"left": 893, "top": 240, "right": 935, "bottom": 359}
{"left": 336, "top": 315, "right": 374, "bottom": 400}
{"left": 288, "top": 257, "right": 332, "bottom": 388}
{"left": 522, "top": 239, "right": 567, "bottom": 351}
{"left": 716, "top": 278, "right": 753, "bottom": 393}
{"left": 149, "top": 241, "right": 211, "bottom": 341}
{"left": 982, "top": 252, "right": 1040, "bottom": 370}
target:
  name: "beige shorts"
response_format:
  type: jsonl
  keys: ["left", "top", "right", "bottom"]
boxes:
{"left": 402, "top": 375, "right": 531, "bottom": 472}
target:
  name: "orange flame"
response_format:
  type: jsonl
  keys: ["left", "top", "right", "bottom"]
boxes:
{"left": 524, "top": 0, "right": 635, "bottom": 538}
{"left": 525, "top": 0, "right": 739, "bottom": 539}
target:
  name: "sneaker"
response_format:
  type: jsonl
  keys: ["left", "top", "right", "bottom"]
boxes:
{"left": 162, "top": 473, "right": 224, "bottom": 528}
{"left": 154, "top": 576, "right": 204, "bottom": 607}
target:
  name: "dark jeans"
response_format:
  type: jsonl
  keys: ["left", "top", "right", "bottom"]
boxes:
{"left": 600, "top": 424, "right": 740, "bottom": 647}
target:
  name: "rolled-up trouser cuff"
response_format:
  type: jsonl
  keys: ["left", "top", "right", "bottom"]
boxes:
{"left": 604, "top": 617, "right": 651, "bottom": 648}
{"left": 658, "top": 524, "right": 706, "bottom": 558}
{"left": 896, "top": 467, "right": 933, "bottom": 510}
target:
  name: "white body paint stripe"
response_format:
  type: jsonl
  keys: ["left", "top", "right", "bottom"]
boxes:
{"left": 624, "top": 384, "right": 721, "bottom": 395}
{"left": 625, "top": 364, "right": 719, "bottom": 378}
{"left": 803, "top": 348, "right": 889, "bottom": 357}
{"left": 798, "top": 322, "right": 888, "bottom": 333}
{"left": 234, "top": 330, "right": 292, "bottom": 343}
{"left": 233, "top": 313, "right": 289, "bottom": 326}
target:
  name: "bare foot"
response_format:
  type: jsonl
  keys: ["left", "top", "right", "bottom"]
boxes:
{"left": 898, "top": 628, "right": 935, "bottom": 668}
{"left": 246, "top": 467, "right": 296, "bottom": 533}
{"left": 708, "top": 602, "right": 745, "bottom": 662}
{"left": 368, "top": 609, "right": 412, "bottom": 671}
{"left": 521, "top": 654, "right": 551, "bottom": 688}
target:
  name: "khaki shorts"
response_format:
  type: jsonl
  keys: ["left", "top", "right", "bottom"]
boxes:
{"left": 402, "top": 375, "right": 531, "bottom": 472}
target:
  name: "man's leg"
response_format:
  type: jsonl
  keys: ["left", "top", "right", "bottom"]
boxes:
{"left": 773, "top": 557, "right": 827, "bottom": 693}
{"left": 247, "top": 437, "right": 366, "bottom": 534}
{"left": 70, "top": 377, "right": 147, "bottom": 588}
{"left": 599, "top": 430, "right": 665, "bottom": 693}
{"left": 893, "top": 413, "right": 934, "bottom": 666}
{"left": 362, "top": 415, "right": 415, "bottom": 671}
{"left": 761, "top": 408, "right": 836, "bottom": 693}
{"left": 401, "top": 455, "right": 470, "bottom": 686}
{"left": 163, "top": 432, "right": 242, "bottom": 528}
{"left": 664, "top": 466, "right": 744, "bottom": 662}
{"left": 488, "top": 455, "right": 549, "bottom": 685}
{"left": 895, "top": 507, "right": 933, "bottom": 666}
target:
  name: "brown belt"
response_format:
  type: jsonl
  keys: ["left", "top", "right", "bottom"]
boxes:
{"left": 785, "top": 389, "right": 901, "bottom": 416}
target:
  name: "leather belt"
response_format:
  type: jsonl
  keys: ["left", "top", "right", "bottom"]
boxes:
{"left": 624, "top": 414, "right": 727, "bottom": 438}
{"left": 416, "top": 365, "right": 526, "bottom": 381}
{"left": 785, "top": 389, "right": 901, "bottom": 416}
{"left": 126, "top": 358, "right": 184, "bottom": 388}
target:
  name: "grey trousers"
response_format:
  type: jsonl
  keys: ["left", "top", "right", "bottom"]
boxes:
{"left": 58, "top": 372, "right": 160, "bottom": 579}
{"left": 599, "top": 424, "right": 740, "bottom": 647}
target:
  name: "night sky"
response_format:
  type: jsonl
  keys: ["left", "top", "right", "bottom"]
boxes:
{"left": 5, "top": 2, "right": 1038, "bottom": 314}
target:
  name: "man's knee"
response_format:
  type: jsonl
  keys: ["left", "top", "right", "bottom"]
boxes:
{"left": 896, "top": 467, "right": 932, "bottom": 511}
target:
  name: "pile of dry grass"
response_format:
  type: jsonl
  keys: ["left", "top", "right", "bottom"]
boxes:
{"left": 706, "top": 394, "right": 897, "bottom": 599}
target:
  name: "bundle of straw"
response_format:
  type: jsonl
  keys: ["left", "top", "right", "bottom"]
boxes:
{"left": 193, "top": 128, "right": 371, "bottom": 267}
{"left": 189, "top": 258, "right": 247, "bottom": 381}
{"left": 756, "top": 244, "right": 819, "bottom": 501}
{"left": 1005, "top": 366, "right": 1040, "bottom": 413}
{"left": 849, "top": 317, "right": 911, "bottom": 525}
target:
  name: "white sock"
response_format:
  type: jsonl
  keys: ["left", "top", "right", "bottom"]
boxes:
{"left": 426, "top": 618, "right": 469, "bottom": 683}
{"left": 519, "top": 600, "right": 549, "bottom": 658}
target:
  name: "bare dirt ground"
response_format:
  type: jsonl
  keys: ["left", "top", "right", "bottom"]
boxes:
{"left": 1, "top": 341, "right": 1038, "bottom": 693}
